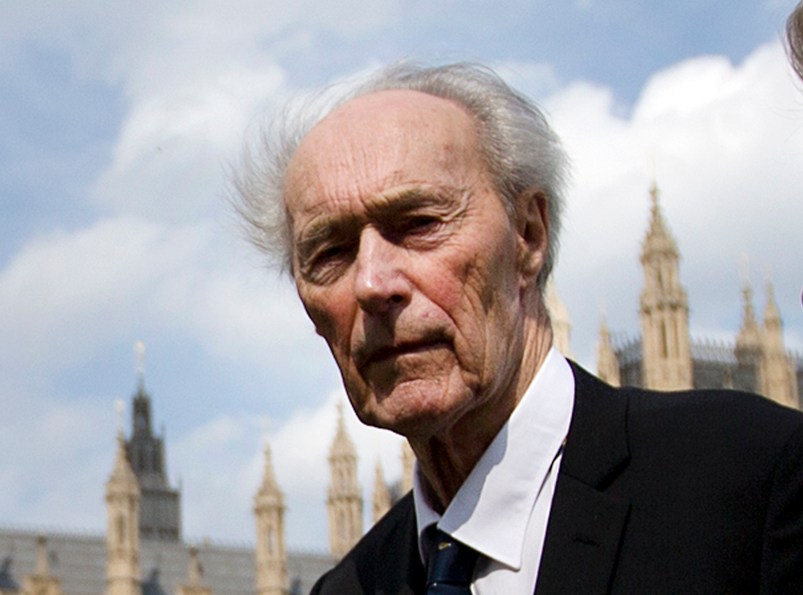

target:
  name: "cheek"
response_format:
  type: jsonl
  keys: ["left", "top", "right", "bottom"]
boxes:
{"left": 299, "top": 288, "right": 353, "bottom": 354}
{"left": 453, "top": 238, "right": 523, "bottom": 357}
{"left": 450, "top": 238, "right": 520, "bottom": 319}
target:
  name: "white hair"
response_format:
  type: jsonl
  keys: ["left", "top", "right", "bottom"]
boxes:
{"left": 231, "top": 61, "right": 570, "bottom": 289}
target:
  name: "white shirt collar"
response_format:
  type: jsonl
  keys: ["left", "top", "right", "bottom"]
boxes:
{"left": 413, "top": 347, "right": 575, "bottom": 570}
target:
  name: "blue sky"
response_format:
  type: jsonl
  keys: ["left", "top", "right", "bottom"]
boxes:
{"left": 1, "top": 0, "right": 801, "bottom": 552}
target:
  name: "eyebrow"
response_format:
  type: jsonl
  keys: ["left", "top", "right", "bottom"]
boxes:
{"left": 366, "top": 185, "right": 466, "bottom": 218}
{"left": 295, "top": 215, "right": 355, "bottom": 263}
{"left": 294, "top": 185, "right": 467, "bottom": 260}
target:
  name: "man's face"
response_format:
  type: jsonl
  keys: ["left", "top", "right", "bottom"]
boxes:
{"left": 284, "top": 90, "right": 543, "bottom": 438}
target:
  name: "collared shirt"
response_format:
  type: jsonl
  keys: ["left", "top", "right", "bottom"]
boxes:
{"left": 413, "top": 347, "right": 575, "bottom": 594}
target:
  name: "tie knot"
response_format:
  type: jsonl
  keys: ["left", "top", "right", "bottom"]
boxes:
{"left": 426, "top": 529, "right": 478, "bottom": 594}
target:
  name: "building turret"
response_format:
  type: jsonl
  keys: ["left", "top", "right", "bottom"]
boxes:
{"left": 326, "top": 405, "right": 363, "bottom": 559}
{"left": 125, "top": 342, "right": 181, "bottom": 542}
{"left": 734, "top": 279, "right": 763, "bottom": 393}
{"left": 760, "top": 281, "right": 798, "bottom": 408}
{"left": 400, "top": 442, "right": 415, "bottom": 495}
{"left": 371, "top": 460, "right": 391, "bottom": 524}
{"left": 253, "top": 442, "right": 288, "bottom": 595}
{"left": 21, "top": 536, "right": 62, "bottom": 595}
{"left": 106, "top": 429, "right": 141, "bottom": 595}
{"left": 639, "top": 182, "right": 692, "bottom": 390}
{"left": 736, "top": 280, "right": 761, "bottom": 356}
{"left": 176, "top": 547, "right": 211, "bottom": 595}
{"left": 545, "top": 281, "right": 572, "bottom": 358}
{"left": 596, "top": 315, "right": 621, "bottom": 387}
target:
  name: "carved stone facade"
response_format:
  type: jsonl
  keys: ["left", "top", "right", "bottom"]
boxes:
{"left": 105, "top": 434, "right": 140, "bottom": 595}
{"left": 175, "top": 548, "right": 211, "bottom": 595}
{"left": 126, "top": 380, "right": 181, "bottom": 542}
{"left": 596, "top": 183, "right": 801, "bottom": 407}
{"left": 254, "top": 444, "right": 288, "bottom": 595}
{"left": 596, "top": 316, "right": 621, "bottom": 388}
{"left": 326, "top": 406, "right": 363, "bottom": 559}
{"left": 638, "top": 183, "right": 693, "bottom": 390}
{"left": 400, "top": 442, "right": 415, "bottom": 495}
{"left": 545, "top": 281, "right": 572, "bottom": 359}
{"left": 759, "top": 283, "right": 798, "bottom": 408}
{"left": 0, "top": 368, "right": 333, "bottom": 595}
{"left": 371, "top": 461, "right": 392, "bottom": 525}
{"left": 20, "top": 537, "right": 62, "bottom": 595}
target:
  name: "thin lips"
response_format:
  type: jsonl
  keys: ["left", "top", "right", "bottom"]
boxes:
{"left": 355, "top": 337, "right": 447, "bottom": 370}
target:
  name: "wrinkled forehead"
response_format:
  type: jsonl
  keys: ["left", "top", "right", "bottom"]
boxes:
{"left": 283, "top": 89, "right": 484, "bottom": 212}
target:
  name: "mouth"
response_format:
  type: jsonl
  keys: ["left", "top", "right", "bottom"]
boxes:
{"left": 355, "top": 336, "right": 450, "bottom": 371}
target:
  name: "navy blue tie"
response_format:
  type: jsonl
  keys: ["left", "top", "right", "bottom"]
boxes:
{"left": 426, "top": 529, "right": 479, "bottom": 594}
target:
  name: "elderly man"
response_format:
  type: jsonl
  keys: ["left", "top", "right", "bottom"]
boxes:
{"left": 235, "top": 63, "right": 803, "bottom": 594}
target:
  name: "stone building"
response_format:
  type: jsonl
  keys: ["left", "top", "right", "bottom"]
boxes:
{"left": 1, "top": 181, "right": 799, "bottom": 595}
{"left": 253, "top": 444, "right": 287, "bottom": 595}
{"left": 325, "top": 405, "right": 363, "bottom": 559}
{"left": 594, "top": 183, "right": 801, "bottom": 406}
{"left": 126, "top": 383, "right": 181, "bottom": 542}
{"left": 0, "top": 369, "right": 418, "bottom": 595}
{"left": 105, "top": 433, "right": 140, "bottom": 595}
{"left": 0, "top": 378, "right": 334, "bottom": 595}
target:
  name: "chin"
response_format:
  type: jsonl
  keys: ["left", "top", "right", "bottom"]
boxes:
{"left": 360, "top": 385, "right": 463, "bottom": 439}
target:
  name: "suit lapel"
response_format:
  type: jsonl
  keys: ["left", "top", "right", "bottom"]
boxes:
{"left": 373, "top": 493, "right": 426, "bottom": 594}
{"left": 534, "top": 363, "right": 631, "bottom": 595}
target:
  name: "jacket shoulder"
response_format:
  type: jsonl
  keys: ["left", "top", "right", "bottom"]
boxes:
{"left": 311, "top": 492, "right": 424, "bottom": 594}
{"left": 569, "top": 360, "right": 803, "bottom": 449}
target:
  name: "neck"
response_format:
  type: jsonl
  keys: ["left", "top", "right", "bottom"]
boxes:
{"left": 409, "top": 303, "right": 553, "bottom": 513}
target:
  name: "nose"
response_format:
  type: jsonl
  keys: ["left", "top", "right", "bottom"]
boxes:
{"left": 354, "top": 228, "right": 411, "bottom": 314}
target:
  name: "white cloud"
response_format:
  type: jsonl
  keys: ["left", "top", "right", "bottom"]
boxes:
{"left": 543, "top": 40, "right": 803, "bottom": 367}
{"left": 2, "top": 1, "right": 802, "bottom": 556}
{"left": 0, "top": 217, "right": 208, "bottom": 374}
{"left": 268, "top": 388, "right": 404, "bottom": 549}
{"left": 165, "top": 386, "right": 404, "bottom": 549}
{"left": 170, "top": 412, "right": 265, "bottom": 543}
{"left": 0, "top": 211, "right": 335, "bottom": 398}
{"left": 0, "top": 391, "right": 114, "bottom": 532}
{"left": 90, "top": 63, "right": 288, "bottom": 221}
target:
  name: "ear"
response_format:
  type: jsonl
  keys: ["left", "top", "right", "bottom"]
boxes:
{"left": 515, "top": 188, "right": 549, "bottom": 283}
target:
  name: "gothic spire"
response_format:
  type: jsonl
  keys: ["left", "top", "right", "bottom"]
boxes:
{"left": 545, "top": 280, "right": 572, "bottom": 357}
{"left": 372, "top": 459, "right": 391, "bottom": 524}
{"left": 400, "top": 441, "right": 415, "bottom": 495}
{"left": 105, "top": 427, "right": 140, "bottom": 595}
{"left": 21, "top": 536, "right": 62, "bottom": 595}
{"left": 596, "top": 314, "right": 621, "bottom": 387}
{"left": 329, "top": 403, "right": 357, "bottom": 459}
{"left": 187, "top": 547, "right": 203, "bottom": 587}
{"left": 255, "top": 441, "right": 284, "bottom": 507}
{"left": 639, "top": 181, "right": 692, "bottom": 390}
{"left": 641, "top": 181, "right": 680, "bottom": 261}
{"left": 176, "top": 547, "right": 211, "bottom": 595}
{"left": 125, "top": 341, "right": 182, "bottom": 541}
{"left": 109, "top": 432, "right": 139, "bottom": 491}
{"left": 134, "top": 340, "right": 146, "bottom": 390}
{"left": 736, "top": 277, "right": 761, "bottom": 353}
{"left": 763, "top": 278, "right": 781, "bottom": 326}
{"left": 327, "top": 403, "right": 363, "bottom": 558}
{"left": 759, "top": 278, "right": 797, "bottom": 408}
{"left": 254, "top": 436, "right": 288, "bottom": 595}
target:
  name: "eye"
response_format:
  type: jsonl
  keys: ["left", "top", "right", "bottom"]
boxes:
{"left": 388, "top": 214, "right": 444, "bottom": 242}
{"left": 317, "top": 243, "right": 348, "bottom": 262}
{"left": 405, "top": 215, "right": 441, "bottom": 233}
{"left": 301, "top": 241, "right": 356, "bottom": 284}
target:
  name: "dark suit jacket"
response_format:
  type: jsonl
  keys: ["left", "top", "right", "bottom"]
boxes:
{"left": 311, "top": 363, "right": 803, "bottom": 594}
